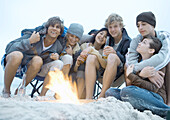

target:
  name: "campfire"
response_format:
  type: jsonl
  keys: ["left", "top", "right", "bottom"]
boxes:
{"left": 45, "top": 69, "right": 94, "bottom": 104}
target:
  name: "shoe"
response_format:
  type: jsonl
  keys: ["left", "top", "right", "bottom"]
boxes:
{"left": 2, "top": 89, "right": 11, "bottom": 98}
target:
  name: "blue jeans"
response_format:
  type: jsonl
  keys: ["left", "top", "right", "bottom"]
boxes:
{"left": 105, "top": 86, "right": 170, "bottom": 117}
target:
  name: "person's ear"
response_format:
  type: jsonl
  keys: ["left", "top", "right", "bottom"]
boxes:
{"left": 148, "top": 49, "right": 155, "bottom": 54}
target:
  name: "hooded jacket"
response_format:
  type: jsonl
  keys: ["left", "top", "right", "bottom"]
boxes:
{"left": 107, "top": 28, "right": 131, "bottom": 64}
{"left": 5, "top": 27, "right": 63, "bottom": 66}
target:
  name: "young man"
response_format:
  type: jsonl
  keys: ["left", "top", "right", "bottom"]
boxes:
{"left": 1, "top": 16, "right": 65, "bottom": 97}
{"left": 85, "top": 13, "right": 131, "bottom": 99}
{"left": 40, "top": 23, "right": 84, "bottom": 96}
{"left": 126, "top": 11, "right": 170, "bottom": 105}
{"left": 106, "top": 35, "right": 170, "bottom": 117}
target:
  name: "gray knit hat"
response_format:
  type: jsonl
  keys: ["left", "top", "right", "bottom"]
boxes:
{"left": 136, "top": 11, "right": 156, "bottom": 28}
{"left": 67, "top": 23, "right": 84, "bottom": 39}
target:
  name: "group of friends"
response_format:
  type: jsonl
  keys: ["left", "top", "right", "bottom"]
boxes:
{"left": 1, "top": 11, "right": 170, "bottom": 118}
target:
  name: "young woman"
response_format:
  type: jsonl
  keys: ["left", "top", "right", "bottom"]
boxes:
{"left": 75, "top": 28, "right": 109, "bottom": 99}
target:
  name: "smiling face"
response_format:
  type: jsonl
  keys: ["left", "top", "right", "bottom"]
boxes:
{"left": 95, "top": 30, "right": 107, "bottom": 45}
{"left": 67, "top": 33, "right": 80, "bottom": 46}
{"left": 47, "top": 23, "right": 61, "bottom": 38}
{"left": 137, "top": 21, "right": 155, "bottom": 37}
{"left": 108, "top": 22, "right": 122, "bottom": 39}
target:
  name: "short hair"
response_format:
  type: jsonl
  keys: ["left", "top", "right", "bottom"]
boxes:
{"left": 142, "top": 35, "right": 162, "bottom": 54}
{"left": 45, "top": 16, "right": 64, "bottom": 35}
{"left": 104, "top": 13, "right": 124, "bottom": 28}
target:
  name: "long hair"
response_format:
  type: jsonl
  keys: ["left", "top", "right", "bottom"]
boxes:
{"left": 91, "top": 28, "right": 109, "bottom": 49}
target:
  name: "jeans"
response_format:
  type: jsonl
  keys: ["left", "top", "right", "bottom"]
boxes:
{"left": 105, "top": 86, "right": 170, "bottom": 117}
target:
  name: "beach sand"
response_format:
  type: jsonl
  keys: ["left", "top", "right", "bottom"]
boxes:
{"left": 0, "top": 95, "right": 164, "bottom": 120}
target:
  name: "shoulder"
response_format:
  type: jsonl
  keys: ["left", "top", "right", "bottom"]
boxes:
{"left": 21, "top": 25, "right": 45, "bottom": 36}
{"left": 80, "top": 35, "right": 93, "bottom": 45}
{"left": 122, "top": 28, "right": 132, "bottom": 42}
{"left": 80, "top": 43, "right": 89, "bottom": 50}
{"left": 128, "top": 34, "right": 143, "bottom": 49}
{"left": 156, "top": 30, "right": 170, "bottom": 41}
{"left": 131, "top": 34, "right": 143, "bottom": 43}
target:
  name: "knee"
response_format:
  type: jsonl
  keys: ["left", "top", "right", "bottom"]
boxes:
{"left": 120, "top": 86, "right": 138, "bottom": 100}
{"left": 105, "top": 88, "right": 121, "bottom": 99}
{"left": 31, "top": 56, "right": 43, "bottom": 67}
{"left": 105, "top": 88, "right": 114, "bottom": 97}
{"left": 51, "top": 60, "right": 64, "bottom": 70}
{"left": 120, "top": 86, "right": 144, "bottom": 110}
{"left": 6, "top": 51, "right": 23, "bottom": 64}
{"left": 61, "top": 54, "right": 73, "bottom": 66}
{"left": 107, "top": 53, "right": 120, "bottom": 66}
{"left": 86, "top": 55, "right": 97, "bottom": 64}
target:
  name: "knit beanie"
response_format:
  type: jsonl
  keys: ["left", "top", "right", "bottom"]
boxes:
{"left": 136, "top": 11, "right": 156, "bottom": 28}
{"left": 67, "top": 23, "right": 84, "bottom": 39}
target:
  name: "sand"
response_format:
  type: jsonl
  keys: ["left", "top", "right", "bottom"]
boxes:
{"left": 0, "top": 95, "right": 164, "bottom": 120}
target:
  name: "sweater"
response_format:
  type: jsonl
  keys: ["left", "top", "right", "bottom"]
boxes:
{"left": 128, "top": 31, "right": 170, "bottom": 72}
{"left": 127, "top": 67, "right": 166, "bottom": 103}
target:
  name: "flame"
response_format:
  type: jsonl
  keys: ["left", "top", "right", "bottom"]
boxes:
{"left": 45, "top": 69, "right": 80, "bottom": 104}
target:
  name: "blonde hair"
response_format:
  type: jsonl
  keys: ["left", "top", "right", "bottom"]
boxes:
{"left": 105, "top": 13, "right": 124, "bottom": 28}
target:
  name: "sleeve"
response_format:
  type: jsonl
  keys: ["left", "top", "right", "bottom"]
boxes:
{"left": 80, "top": 43, "right": 88, "bottom": 50}
{"left": 133, "top": 32, "right": 170, "bottom": 72}
{"left": 127, "top": 34, "right": 142, "bottom": 66}
{"left": 21, "top": 25, "right": 45, "bottom": 36}
{"left": 127, "top": 73, "right": 159, "bottom": 93}
{"left": 73, "top": 49, "right": 82, "bottom": 72}
{"left": 117, "top": 40, "right": 131, "bottom": 64}
{"left": 79, "top": 35, "right": 93, "bottom": 44}
{"left": 5, "top": 34, "right": 33, "bottom": 54}
{"left": 89, "top": 47, "right": 107, "bottom": 69}
{"left": 164, "top": 62, "right": 170, "bottom": 105}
